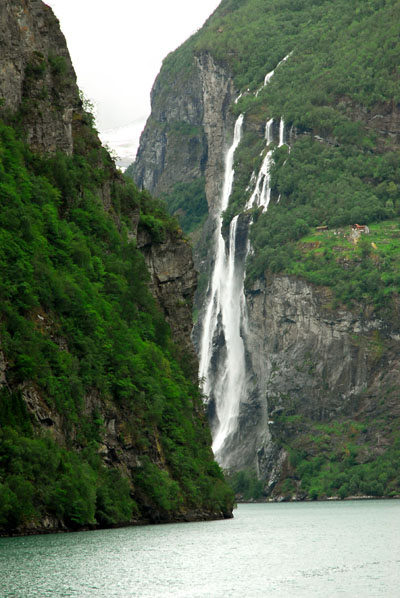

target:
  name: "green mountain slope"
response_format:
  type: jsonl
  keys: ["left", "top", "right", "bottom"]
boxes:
{"left": 0, "top": 0, "right": 233, "bottom": 534}
{"left": 0, "top": 117, "right": 233, "bottom": 532}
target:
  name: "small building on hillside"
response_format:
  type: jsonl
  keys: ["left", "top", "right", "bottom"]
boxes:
{"left": 352, "top": 224, "right": 370, "bottom": 234}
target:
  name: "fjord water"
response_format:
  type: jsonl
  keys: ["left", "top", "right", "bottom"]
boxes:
{"left": 1, "top": 501, "right": 399, "bottom": 597}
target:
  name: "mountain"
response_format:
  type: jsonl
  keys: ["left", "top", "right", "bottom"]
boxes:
{"left": 129, "top": 0, "right": 400, "bottom": 500}
{"left": 0, "top": 0, "right": 234, "bottom": 535}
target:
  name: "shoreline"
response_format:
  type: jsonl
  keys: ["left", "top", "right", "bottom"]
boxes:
{"left": 0, "top": 509, "right": 233, "bottom": 539}
{"left": 236, "top": 494, "right": 400, "bottom": 504}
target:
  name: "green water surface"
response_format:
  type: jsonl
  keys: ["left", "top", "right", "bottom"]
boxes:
{"left": 1, "top": 501, "right": 399, "bottom": 597}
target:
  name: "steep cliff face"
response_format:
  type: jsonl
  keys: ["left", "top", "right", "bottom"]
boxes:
{"left": 130, "top": 49, "right": 238, "bottom": 346}
{"left": 137, "top": 226, "right": 198, "bottom": 376}
{"left": 131, "top": 51, "right": 236, "bottom": 211}
{"left": 243, "top": 275, "right": 400, "bottom": 494}
{"left": 131, "top": 62, "right": 205, "bottom": 196}
{"left": 0, "top": 0, "right": 79, "bottom": 154}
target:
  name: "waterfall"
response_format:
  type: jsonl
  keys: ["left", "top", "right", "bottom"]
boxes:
{"left": 199, "top": 114, "right": 247, "bottom": 459}
{"left": 245, "top": 118, "right": 274, "bottom": 211}
{"left": 235, "top": 92, "right": 243, "bottom": 104}
{"left": 245, "top": 117, "right": 287, "bottom": 211}
{"left": 199, "top": 55, "right": 291, "bottom": 464}
{"left": 265, "top": 118, "right": 274, "bottom": 142}
{"left": 246, "top": 53, "right": 290, "bottom": 210}
{"left": 255, "top": 53, "right": 292, "bottom": 97}
{"left": 279, "top": 118, "right": 285, "bottom": 147}
{"left": 199, "top": 114, "right": 243, "bottom": 389}
{"left": 212, "top": 214, "right": 247, "bottom": 454}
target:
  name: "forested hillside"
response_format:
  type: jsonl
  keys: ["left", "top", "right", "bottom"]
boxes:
{"left": 0, "top": 0, "right": 233, "bottom": 535}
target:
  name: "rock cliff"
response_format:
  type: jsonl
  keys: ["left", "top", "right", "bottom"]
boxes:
{"left": 244, "top": 275, "right": 400, "bottom": 494}
{"left": 137, "top": 226, "right": 198, "bottom": 376}
{"left": 130, "top": 47, "right": 239, "bottom": 341}
{"left": 131, "top": 52, "right": 235, "bottom": 206}
{"left": 0, "top": 0, "right": 79, "bottom": 155}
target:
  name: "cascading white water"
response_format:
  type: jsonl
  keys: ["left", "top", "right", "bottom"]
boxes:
{"left": 279, "top": 118, "right": 285, "bottom": 147}
{"left": 211, "top": 214, "right": 247, "bottom": 454}
{"left": 255, "top": 53, "right": 292, "bottom": 97}
{"left": 245, "top": 117, "right": 286, "bottom": 211}
{"left": 265, "top": 118, "right": 273, "bottom": 142}
{"left": 246, "top": 55, "right": 290, "bottom": 211}
{"left": 235, "top": 93, "right": 243, "bottom": 104}
{"left": 245, "top": 118, "right": 274, "bottom": 210}
{"left": 199, "top": 115, "right": 244, "bottom": 421}
{"left": 199, "top": 54, "right": 291, "bottom": 464}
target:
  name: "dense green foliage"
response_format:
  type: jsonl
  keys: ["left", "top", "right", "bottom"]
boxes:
{"left": 159, "top": 0, "right": 399, "bottom": 105}
{"left": 196, "top": 0, "right": 399, "bottom": 102}
{"left": 184, "top": 0, "right": 400, "bottom": 316}
{"left": 284, "top": 418, "right": 400, "bottom": 500}
{"left": 226, "top": 469, "right": 263, "bottom": 500}
{"left": 228, "top": 416, "right": 400, "bottom": 501}
{"left": 156, "top": 0, "right": 400, "bottom": 287}
{"left": 0, "top": 403, "right": 134, "bottom": 529}
{"left": 0, "top": 119, "right": 233, "bottom": 531}
{"left": 161, "top": 178, "right": 208, "bottom": 233}
{"left": 246, "top": 142, "right": 400, "bottom": 315}
{"left": 258, "top": 220, "right": 400, "bottom": 314}
{"left": 210, "top": 0, "right": 400, "bottom": 314}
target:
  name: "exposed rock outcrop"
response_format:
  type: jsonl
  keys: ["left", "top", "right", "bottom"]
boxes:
{"left": 130, "top": 49, "right": 238, "bottom": 365}
{"left": 131, "top": 58, "right": 205, "bottom": 195}
{"left": 0, "top": 0, "right": 79, "bottom": 154}
{"left": 137, "top": 227, "right": 198, "bottom": 375}
{"left": 242, "top": 275, "right": 400, "bottom": 490}
{"left": 131, "top": 51, "right": 236, "bottom": 211}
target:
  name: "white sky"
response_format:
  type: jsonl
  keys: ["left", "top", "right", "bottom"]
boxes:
{"left": 46, "top": 0, "right": 221, "bottom": 166}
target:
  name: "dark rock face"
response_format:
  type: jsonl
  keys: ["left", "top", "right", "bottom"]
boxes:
{"left": 0, "top": 0, "right": 80, "bottom": 155}
{"left": 346, "top": 100, "right": 400, "bottom": 149}
{"left": 137, "top": 227, "right": 198, "bottom": 376}
{"left": 131, "top": 57, "right": 205, "bottom": 195}
{"left": 243, "top": 275, "right": 400, "bottom": 487}
{"left": 131, "top": 49, "right": 239, "bottom": 372}
{"left": 131, "top": 52, "right": 236, "bottom": 210}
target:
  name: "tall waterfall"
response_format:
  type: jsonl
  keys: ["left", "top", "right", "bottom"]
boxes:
{"left": 199, "top": 55, "right": 290, "bottom": 465}
{"left": 199, "top": 114, "right": 245, "bottom": 458}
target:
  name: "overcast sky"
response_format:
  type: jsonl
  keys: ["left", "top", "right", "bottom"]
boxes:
{"left": 46, "top": 0, "right": 221, "bottom": 166}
